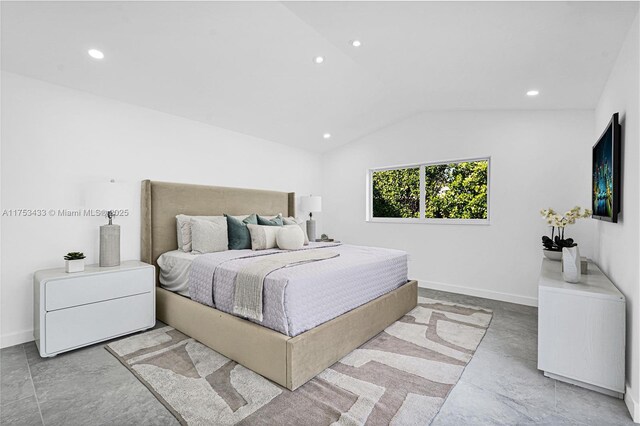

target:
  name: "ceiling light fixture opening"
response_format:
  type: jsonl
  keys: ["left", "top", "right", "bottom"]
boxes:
{"left": 351, "top": 40, "right": 362, "bottom": 47}
{"left": 526, "top": 90, "right": 539, "bottom": 96}
{"left": 323, "top": 133, "right": 331, "bottom": 139}
{"left": 314, "top": 56, "right": 325, "bottom": 64}
{"left": 88, "top": 49, "right": 104, "bottom": 59}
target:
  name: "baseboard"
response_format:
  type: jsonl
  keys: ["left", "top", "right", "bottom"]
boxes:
{"left": 1, "top": 329, "right": 34, "bottom": 349}
{"left": 417, "top": 279, "right": 538, "bottom": 307}
{"left": 625, "top": 385, "right": 640, "bottom": 423}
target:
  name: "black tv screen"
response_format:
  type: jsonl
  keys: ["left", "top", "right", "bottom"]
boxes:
{"left": 592, "top": 113, "right": 621, "bottom": 222}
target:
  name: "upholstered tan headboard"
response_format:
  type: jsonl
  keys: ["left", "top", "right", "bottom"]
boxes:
{"left": 141, "top": 180, "right": 295, "bottom": 281}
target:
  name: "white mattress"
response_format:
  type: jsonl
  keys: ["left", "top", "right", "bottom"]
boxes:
{"left": 186, "top": 243, "right": 408, "bottom": 336}
{"left": 157, "top": 250, "right": 199, "bottom": 297}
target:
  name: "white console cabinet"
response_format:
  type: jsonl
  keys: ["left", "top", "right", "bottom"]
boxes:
{"left": 538, "top": 258, "right": 625, "bottom": 398}
{"left": 34, "top": 260, "right": 155, "bottom": 357}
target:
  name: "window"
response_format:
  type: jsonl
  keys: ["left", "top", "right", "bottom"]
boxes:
{"left": 368, "top": 158, "right": 490, "bottom": 223}
{"left": 372, "top": 167, "right": 420, "bottom": 218}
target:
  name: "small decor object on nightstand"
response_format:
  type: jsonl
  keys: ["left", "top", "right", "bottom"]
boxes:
{"left": 540, "top": 206, "right": 591, "bottom": 261}
{"left": 316, "top": 233, "right": 335, "bottom": 242}
{"left": 64, "top": 252, "right": 85, "bottom": 273}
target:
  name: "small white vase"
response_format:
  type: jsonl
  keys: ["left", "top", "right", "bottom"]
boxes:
{"left": 562, "top": 246, "right": 581, "bottom": 283}
{"left": 65, "top": 259, "right": 85, "bottom": 273}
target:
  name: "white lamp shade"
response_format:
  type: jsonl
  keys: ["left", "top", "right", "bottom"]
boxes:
{"left": 84, "top": 179, "right": 131, "bottom": 211}
{"left": 299, "top": 195, "right": 322, "bottom": 213}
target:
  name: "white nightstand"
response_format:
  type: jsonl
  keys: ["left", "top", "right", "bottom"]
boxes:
{"left": 34, "top": 260, "right": 155, "bottom": 357}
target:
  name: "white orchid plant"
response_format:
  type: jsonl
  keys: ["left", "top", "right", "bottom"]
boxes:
{"left": 540, "top": 206, "right": 591, "bottom": 251}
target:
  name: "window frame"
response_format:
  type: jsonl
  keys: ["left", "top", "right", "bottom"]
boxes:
{"left": 366, "top": 156, "right": 491, "bottom": 225}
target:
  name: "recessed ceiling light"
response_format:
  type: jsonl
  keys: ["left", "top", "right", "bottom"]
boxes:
{"left": 351, "top": 40, "right": 362, "bottom": 47}
{"left": 314, "top": 56, "right": 324, "bottom": 64}
{"left": 527, "top": 90, "right": 539, "bottom": 96}
{"left": 323, "top": 133, "right": 331, "bottom": 139}
{"left": 88, "top": 49, "right": 104, "bottom": 60}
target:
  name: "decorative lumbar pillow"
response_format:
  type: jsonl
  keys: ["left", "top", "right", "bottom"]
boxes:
{"left": 176, "top": 214, "right": 226, "bottom": 252}
{"left": 282, "top": 217, "right": 309, "bottom": 245}
{"left": 191, "top": 218, "right": 228, "bottom": 254}
{"left": 247, "top": 224, "right": 280, "bottom": 250}
{"left": 257, "top": 214, "right": 283, "bottom": 226}
{"left": 277, "top": 225, "right": 305, "bottom": 250}
{"left": 225, "top": 214, "right": 258, "bottom": 250}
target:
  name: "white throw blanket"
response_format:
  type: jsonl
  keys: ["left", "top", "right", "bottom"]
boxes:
{"left": 232, "top": 249, "right": 339, "bottom": 321}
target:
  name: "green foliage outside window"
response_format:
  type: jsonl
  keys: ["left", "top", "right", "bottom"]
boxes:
{"left": 372, "top": 168, "right": 420, "bottom": 218}
{"left": 372, "top": 160, "right": 488, "bottom": 220}
{"left": 424, "top": 161, "right": 488, "bottom": 219}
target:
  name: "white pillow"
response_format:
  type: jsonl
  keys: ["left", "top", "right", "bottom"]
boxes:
{"left": 282, "top": 217, "right": 309, "bottom": 245}
{"left": 176, "top": 215, "right": 226, "bottom": 252}
{"left": 277, "top": 225, "right": 305, "bottom": 250}
{"left": 247, "top": 224, "right": 279, "bottom": 250}
{"left": 191, "top": 218, "right": 228, "bottom": 254}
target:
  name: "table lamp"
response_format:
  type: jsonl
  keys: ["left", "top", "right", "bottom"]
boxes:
{"left": 91, "top": 179, "right": 125, "bottom": 267}
{"left": 299, "top": 195, "right": 322, "bottom": 242}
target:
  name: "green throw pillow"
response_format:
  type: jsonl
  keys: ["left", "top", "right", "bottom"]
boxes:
{"left": 225, "top": 214, "right": 258, "bottom": 249}
{"left": 257, "top": 214, "right": 283, "bottom": 226}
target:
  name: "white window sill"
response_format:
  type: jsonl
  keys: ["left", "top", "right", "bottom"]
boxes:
{"left": 366, "top": 218, "right": 491, "bottom": 225}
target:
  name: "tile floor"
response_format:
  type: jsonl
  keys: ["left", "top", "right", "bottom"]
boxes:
{"left": 0, "top": 289, "right": 634, "bottom": 425}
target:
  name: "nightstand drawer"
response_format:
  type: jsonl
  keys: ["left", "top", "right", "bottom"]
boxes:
{"left": 45, "top": 292, "right": 154, "bottom": 354}
{"left": 45, "top": 267, "right": 153, "bottom": 311}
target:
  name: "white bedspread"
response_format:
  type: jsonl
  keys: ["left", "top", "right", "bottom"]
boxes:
{"left": 188, "top": 243, "right": 408, "bottom": 336}
{"left": 157, "top": 250, "right": 199, "bottom": 297}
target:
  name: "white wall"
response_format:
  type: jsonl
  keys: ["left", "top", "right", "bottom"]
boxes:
{"left": 593, "top": 13, "right": 639, "bottom": 421}
{"left": 322, "top": 110, "right": 595, "bottom": 306}
{"left": 0, "top": 72, "right": 323, "bottom": 347}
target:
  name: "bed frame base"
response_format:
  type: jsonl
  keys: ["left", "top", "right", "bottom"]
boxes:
{"left": 157, "top": 280, "right": 418, "bottom": 390}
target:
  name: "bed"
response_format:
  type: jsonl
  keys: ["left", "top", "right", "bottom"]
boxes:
{"left": 141, "top": 180, "right": 417, "bottom": 390}
{"left": 158, "top": 242, "right": 409, "bottom": 336}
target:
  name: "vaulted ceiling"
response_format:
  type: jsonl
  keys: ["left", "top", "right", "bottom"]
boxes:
{"left": 2, "top": 1, "right": 637, "bottom": 152}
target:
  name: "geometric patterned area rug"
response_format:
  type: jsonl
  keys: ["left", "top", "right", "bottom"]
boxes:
{"left": 106, "top": 297, "right": 492, "bottom": 425}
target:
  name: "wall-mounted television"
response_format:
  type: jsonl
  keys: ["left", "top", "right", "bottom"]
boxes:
{"left": 592, "top": 112, "right": 621, "bottom": 222}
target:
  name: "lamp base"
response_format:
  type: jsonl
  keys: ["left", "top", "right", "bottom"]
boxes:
{"left": 306, "top": 219, "right": 317, "bottom": 242}
{"left": 100, "top": 224, "right": 120, "bottom": 267}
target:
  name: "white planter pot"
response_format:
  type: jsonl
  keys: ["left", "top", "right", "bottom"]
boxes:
{"left": 562, "top": 246, "right": 582, "bottom": 283}
{"left": 65, "top": 259, "right": 85, "bottom": 273}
